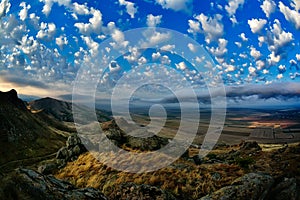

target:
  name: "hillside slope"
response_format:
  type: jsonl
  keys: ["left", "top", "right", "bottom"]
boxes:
{"left": 0, "top": 90, "right": 66, "bottom": 169}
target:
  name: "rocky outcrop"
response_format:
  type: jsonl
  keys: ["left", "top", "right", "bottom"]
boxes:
{"left": 268, "top": 177, "right": 298, "bottom": 200}
{"left": 56, "top": 134, "right": 87, "bottom": 168}
{"left": 239, "top": 141, "right": 262, "bottom": 152}
{"left": 200, "top": 173, "right": 274, "bottom": 200}
{"left": 200, "top": 172, "right": 299, "bottom": 200}
{"left": 0, "top": 168, "right": 107, "bottom": 200}
{"left": 0, "top": 89, "right": 27, "bottom": 110}
{"left": 108, "top": 182, "right": 177, "bottom": 200}
{"left": 101, "top": 119, "right": 169, "bottom": 151}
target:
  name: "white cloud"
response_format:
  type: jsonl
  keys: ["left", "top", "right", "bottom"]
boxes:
{"left": 239, "top": 53, "right": 247, "bottom": 59}
{"left": 223, "top": 63, "right": 235, "bottom": 72}
{"left": 268, "top": 51, "right": 281, "bottom": 64}
{"left": 239, "top": 33, "right": 248, "bottom": 41}
{"left": 20, "top": 35, "right": 39, "bottom": 55}
{"left": 40, "top": 0, "right": 71, "bottom": 16}
{"left": 119, "top": 0, "right": 137, "bottom": 18}
{"left": 260, "top": 0, "right": 276, "bottom": 18}
{"left": 152, "top": 52, "right": 161, "bottom": 60}
{"left": 209, "top": 38, "right": 228, "bottom": 58}
{"left": 250, "top": 46, "right": 262, "bottom": 60}
{"left": 256, "top": 60, "right": 265, "bottom": 70}
{"left": 296, "top": 54, "right": 300, "bottom": 61}
{"left": 74, "top": 8, "right": 102, "bottom": 35}
{"left": 277, "top": 73, "right": 283, "bottom": 79}
{"left": 175, "top": 61, "right": 187, "bottom": 70}
{"left": 72, "top": 2, "right": 89, "bottom": 15}
{"left": 268, "top": 19, "right": 293, "bottom": 55}
{"left": 235, "top": 42, "right": 242, "bottom": 48}
{"left": 248, "top": 66, "right": 256, "bottom": 74}
{"left": 142, "top": 30, "right": 171, "bottom": 47}
{"left": 109, "top": 61, "right": 121, "bottom": 73}
{"left": 290, "top": 72, "right": 300, "bottom": 79}
{"left": 124, "top": 47, "right": 140, "bottom": 63}
{"left": 19, "top": 2, "right": 31, "bottom": 21}
{"left": 161, "top": 44, "right": 175, "bottom": 52}
{"left": 225, "top": 0, "right": 244, "bottom": 16}
{"left": 278, "top": 64, "right": 286, "bottom": 73}
{"left": 146, "top": 14, "right": 162, "bottom": 27}
{"left": 258, "top": 36, "right": 265, "bottom": 47}
{"left": 29, "top": 13, "right": 40, "bottom": 29}
{"left": 290, "top": 59, "right": 297, "bottom": 66}
{"left": 36, "top": 22, "right": 56, "bottom": 40}
{"left": 190, "top": 13, "right": 224, "bottom": 44}
{"left": 279, "top": 1, "right": 300, "bottom": 29}
{"left": 291, "top": 0, "right": 300, "bottom": 11}
{"left": 187, "top": 19, "right": 200, "bottom": 35}
{"left": 0, "top": 0, "right": 11, "bottom": 19}
{"left": 187, "top": 43, "right": 197, "bottom": 52}
{"left": 248, "top": 18, "right": 267, "bottom": 34}
{"left": 155, "top": 0, "right": 193, "bottom": 13}
{"left": 81, "top": 36, "right": 99, "bottom": 55}
{"left": 108, "top": 22, "right": 129, "bottom": 49}
{"left": 263, "top": 69, "right": 269, "bottom": 74}
{"left": 160, "top": 55, "right": 171, "bottom": 65}
{"left": 55, "top": 35, "right": 68, "bottom": 49}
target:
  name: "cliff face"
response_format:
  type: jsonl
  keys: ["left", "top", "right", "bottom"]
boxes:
{"left": 0, "top": 89, "right": 27, "bottom": 110}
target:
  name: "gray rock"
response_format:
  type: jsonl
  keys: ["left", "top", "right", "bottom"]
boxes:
{"left": 270, "top": 177, "right": 297, "bottom": 200}
{"left": 56, "top": 146, "right": 69, "bottom": 159}
{"left": 56, "top": 159, "right": 67, "bottom": 168}
{"left": 109, "top": 182, "right": 177, "bottom": 200}
{"left": 239, "top": 141, "right": 261, "bottom": 152}
{"left": 192, "top": 155, "right": 202, "bottom": 165}
{"left": 200, "top": 173, "right": 274, "bottom": 200}
{"left": 126, "top": 135, "right": 168, "bottom": 151}
{"left": 0, "top": 168, "right": 107, "bottom": 200}
{"left": 38, "top": 163, "right": 58, "bottom": 175}
{"left": 72, "top": 145, "right": 82, "bottom": 156}
{"left": 66, "top": 135, "right": 81, "bottom": 148}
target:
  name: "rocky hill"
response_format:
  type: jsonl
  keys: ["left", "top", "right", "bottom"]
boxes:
{"left": 0, "top": 90, "right": 67, "bottom": 168}
{"left": 29, "top": 97, "right": 111, "bottom": 123}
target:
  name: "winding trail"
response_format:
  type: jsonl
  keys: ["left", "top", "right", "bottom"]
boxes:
{"left": 0, "top": 152, "right": 57, "bottom": 173}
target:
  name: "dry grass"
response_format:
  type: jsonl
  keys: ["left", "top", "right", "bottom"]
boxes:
{"left": 55, "top": 149, "right": 244, "bottom": 199}
{"left": 55, "top": 142, "right": 300, "bottom": 199}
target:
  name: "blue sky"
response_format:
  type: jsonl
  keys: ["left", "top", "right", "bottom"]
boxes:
{"left": 0, "top": 0, "right": 300, "bottom": 107}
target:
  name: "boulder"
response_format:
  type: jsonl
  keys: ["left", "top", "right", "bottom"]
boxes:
{"left": 269, "top": 177, "right": 297, "bottom": 200}
{"left": 56, "top": 146, "right": 69, "bottom": 159}
{"left": 239, "top": 141, "right": 261, "bottom": 152}
{"left": 66, "top": 135, "right": 81, "bottom": 148}
{"left": 126, "top": 135, "right": 168, "bottom": 151}
{"left": 54, "top": 135, "right": 87, "bottom": 168}
{"left": 0, "top": 168, "right": 107, "bottom": 200}
{"left": 38, "top": 163, "right": 58, "bottom": 175}
{"left": 200, "top": 173, "right": 274, "bottom": 200}
{"left": 109, "top": 182, "right": 176, "bottom": 200}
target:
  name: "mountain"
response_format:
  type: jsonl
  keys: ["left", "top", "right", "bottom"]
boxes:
{"left": 29, "top": 97, "right": 111, "bottom": 123}
{"left": 0, "top": 90, "right": 66, "bottom": 170}
{"left": 0, "top": 90, "right": 112, "bottom": 171}
{"left": 29, "top": 97, "right": 75, "bottom": 122}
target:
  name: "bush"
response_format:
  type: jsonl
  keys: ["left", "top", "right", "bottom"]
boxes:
{"left": 234, "top": 156, "right": 255, "bottom": 169}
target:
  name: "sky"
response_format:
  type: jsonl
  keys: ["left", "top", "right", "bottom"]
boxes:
{"left": 0, "top": 0, "right": 300, "bottom": 107}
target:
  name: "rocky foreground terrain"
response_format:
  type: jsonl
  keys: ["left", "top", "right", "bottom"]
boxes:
{"left": 0, "top": 90, "right": 300, "bottom": 199}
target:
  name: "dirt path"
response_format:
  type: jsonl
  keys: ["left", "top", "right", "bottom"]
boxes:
{"left": 0, "top": 152, "right": 57, "bottom": 173}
